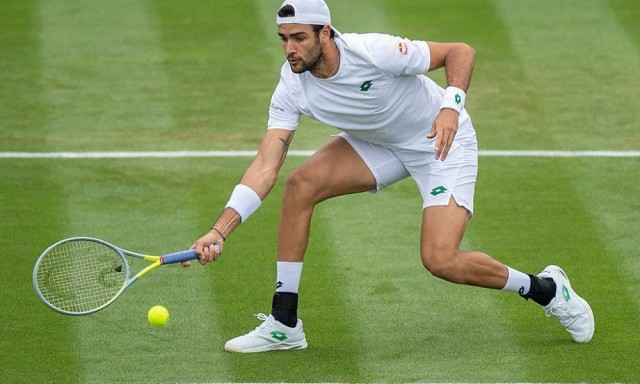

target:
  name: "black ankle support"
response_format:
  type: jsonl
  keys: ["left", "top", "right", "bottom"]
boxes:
{"left": 521, "top": 275, "right": 556, "bottom": 306}
{"left": 271, "top": 292, "right": 298, "bottom": 328}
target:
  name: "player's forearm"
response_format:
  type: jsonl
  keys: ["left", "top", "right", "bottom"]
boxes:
{"left": 210, "top": 129, "right": 295, "bottom": 240}
{"left": 443, "top": 43, "right": 475, "bottom": 92}
{"left": 238, "top": 160, "right": 281, "bottom": 199}
{"left": 210, "top": 207, "right": 242, "bottom": 240}
{"left": 208, "top": 164, "right": 275, "bottom": 240}
{"left": 243, "top": 128, "right": 294, "bottom": 193}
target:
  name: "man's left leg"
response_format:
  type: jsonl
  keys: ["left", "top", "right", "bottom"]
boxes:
{"left": 420, "top": 197, "right": 513, "bottom": 289}
{"left": 420, "top": 197, "right": 594, "bottom": 343}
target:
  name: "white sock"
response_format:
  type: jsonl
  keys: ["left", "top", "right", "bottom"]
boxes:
{"left": 276, "top": 261, "right": 303, "bottom": 293}
{"left": 502, "top": 266, "right": 531, "bottom": 295}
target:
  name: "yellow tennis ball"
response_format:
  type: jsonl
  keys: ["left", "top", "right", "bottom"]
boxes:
{"left": 147, "top": 305, "right": 169, "bottom": 327}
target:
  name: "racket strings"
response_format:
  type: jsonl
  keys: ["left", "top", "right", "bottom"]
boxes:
{"left": 36, "top": 240, "right": 127, "bottom": 313}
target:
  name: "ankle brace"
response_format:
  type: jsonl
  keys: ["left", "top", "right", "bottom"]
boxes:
{"left": 521, "top": 275, "right": 556, "bottom": 306}
{"left": 271, "top": 292, "right": 298, "bottom": 327}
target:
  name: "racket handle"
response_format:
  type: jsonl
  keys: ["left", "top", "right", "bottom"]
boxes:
{"left": 161, "top": 249, "right": 199, "bottom": 264}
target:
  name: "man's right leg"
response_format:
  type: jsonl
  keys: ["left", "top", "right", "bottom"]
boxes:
{"left": 277, "top": 136, "right": 379, "bottom": 263}
{"left": 225, "top": 136, "right": 384, "bottom": 353}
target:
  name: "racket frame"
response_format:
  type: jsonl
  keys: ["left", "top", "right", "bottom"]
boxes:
{"left": 33, "top": 237, "right": 198, "bottom": 315}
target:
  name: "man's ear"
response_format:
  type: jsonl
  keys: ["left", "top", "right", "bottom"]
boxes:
{"left": 321, "top": 25, "right": 332, "bottom": 44}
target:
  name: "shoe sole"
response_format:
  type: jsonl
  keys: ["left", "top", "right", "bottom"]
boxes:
{"left": 224, "top": 339, "right": 308, "bottom": 353}
{"left": 545, "top": 265, "right": 595, "bottom": 343}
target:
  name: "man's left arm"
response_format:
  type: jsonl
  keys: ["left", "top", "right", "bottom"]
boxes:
{"left": 426, "top": 42, "right": 476, "bottom": 161}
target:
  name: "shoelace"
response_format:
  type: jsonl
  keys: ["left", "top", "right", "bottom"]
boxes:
{"left": 545, "top": 302, "right": 575, "bottom": 327}
{"left": 247, "top": 313, "right": 272, "bottom": 335}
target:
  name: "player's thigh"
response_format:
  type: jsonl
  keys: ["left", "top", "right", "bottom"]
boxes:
{"left": 289, "top": 136, "right": 375, "bottom": 200}
{"left": 403, "top": 139, "right": 478, "bottom": 214}
{"left": 421, "top": 196, "right": 469, "bottom": 257}
{"left": 290, "top": 134, "right": 407, "bottom": 201}
{"left": 413, "top": 142, "right": 477, "bottom": 260}
{"left": 336, "top": 132, "right": 409, "bottom": 193}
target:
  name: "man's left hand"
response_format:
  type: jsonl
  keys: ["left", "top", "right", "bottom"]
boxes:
{"left": 427, "top": 108, "right": 459, "bottom": 161}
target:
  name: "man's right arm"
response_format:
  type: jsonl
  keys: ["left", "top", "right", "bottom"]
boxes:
{"left": 190, "top": 128, "right": 296, "bottom": 264}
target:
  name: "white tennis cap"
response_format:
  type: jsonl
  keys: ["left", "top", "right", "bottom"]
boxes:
{"left": 276, "top": 0, "right": 342, "bottom": 37}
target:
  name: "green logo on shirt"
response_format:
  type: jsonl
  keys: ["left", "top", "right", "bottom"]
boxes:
{"left": 360, "top": 80, "right": 373, "bottom": 91}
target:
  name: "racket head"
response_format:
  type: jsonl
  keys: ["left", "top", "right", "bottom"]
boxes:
{"left": 33, "top": 237, "right": 130, "bottom": 315}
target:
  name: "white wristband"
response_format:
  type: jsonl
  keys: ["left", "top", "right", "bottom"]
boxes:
{"left": 225, "top": 184, "right": 262, "bottom": 223}
{"left": 439, "top": 86, "right": 466, "bottom": 114}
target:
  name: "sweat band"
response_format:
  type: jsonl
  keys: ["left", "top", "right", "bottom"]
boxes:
{"left": 225, "top": 184, "right": 262, "bottom": 223}
{"left": 439, "top": 86, "right": 466, "bottom": 114}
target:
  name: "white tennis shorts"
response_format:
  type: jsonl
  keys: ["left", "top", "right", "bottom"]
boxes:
{"left": 338, "top": 127, "right": 478, "bottom": 215}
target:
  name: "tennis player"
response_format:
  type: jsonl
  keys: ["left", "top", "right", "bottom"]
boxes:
{"left": 187, "top": 0, "right": 594, "bottom": 352}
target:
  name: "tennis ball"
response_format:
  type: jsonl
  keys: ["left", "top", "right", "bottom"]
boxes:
{"left": 147, "top": 305, "right": 169, "bottom": 327}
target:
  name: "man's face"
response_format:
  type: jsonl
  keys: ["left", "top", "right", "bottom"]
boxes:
{"left": 278, "top": 24, "right": 323, "bottom": 74}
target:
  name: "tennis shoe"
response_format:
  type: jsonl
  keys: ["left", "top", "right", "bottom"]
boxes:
{"left": 224, "top": 313, "right": 307, "bottom": 353}
{"left": 538, "top": 265, "right": 594, "bottom": 343}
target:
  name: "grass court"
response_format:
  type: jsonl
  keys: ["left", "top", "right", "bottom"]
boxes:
{"left": 1, "top": 0, "right": 639, "bottom": 382}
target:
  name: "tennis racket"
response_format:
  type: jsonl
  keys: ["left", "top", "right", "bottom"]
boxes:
{"left": 32, "top": 237, "right": 203, "bottom": 316}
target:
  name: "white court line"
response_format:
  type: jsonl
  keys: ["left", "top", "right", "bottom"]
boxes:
{"left": 479, "top": 150, "right": 640, "bottom": 158}
{"left": 0, "top": 150, "right": 639, "bottom": 159}
{"left": 0, "top": 151, "right": 270, "bottom": 159}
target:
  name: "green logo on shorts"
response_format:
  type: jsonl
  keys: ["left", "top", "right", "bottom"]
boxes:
{"left": 430, "top": 186, "right": 447, "bottom": 196}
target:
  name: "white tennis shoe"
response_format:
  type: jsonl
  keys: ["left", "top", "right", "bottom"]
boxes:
{"left": 538, "top": 265, "right": 594, "bottom": 343}
{"left": 224, "top": 313, "right": 308, "bottom": 353}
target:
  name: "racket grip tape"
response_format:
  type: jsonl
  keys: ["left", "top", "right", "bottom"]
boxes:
{"left": 161, "top": 249, "right": 199, "bottom": 264}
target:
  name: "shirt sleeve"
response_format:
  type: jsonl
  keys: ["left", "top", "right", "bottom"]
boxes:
{"left": 267, "top": 66, "right": 300, "bottom": 130}
{"left": 364, "top": 33, "right": 431, "bottom": 77}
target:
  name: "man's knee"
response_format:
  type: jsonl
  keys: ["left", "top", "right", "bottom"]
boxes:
{"left": 421, "top": 247, "right": 460, "bottom": 282}
{"left": 284, "top": 168, "right": 323, "bottom": 203}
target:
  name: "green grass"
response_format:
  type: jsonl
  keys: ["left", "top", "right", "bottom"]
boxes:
{"left": 1, "top": 0, "right": 639, "bottom": 383}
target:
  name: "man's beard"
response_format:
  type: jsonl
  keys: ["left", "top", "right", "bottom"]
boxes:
{"left": 289, "top": 44, "right": 324, "bottom": 74}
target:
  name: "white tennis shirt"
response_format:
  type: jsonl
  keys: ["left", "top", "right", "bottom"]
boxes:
{"left": 267, "top": 32, "right": 472, "bottom": 149}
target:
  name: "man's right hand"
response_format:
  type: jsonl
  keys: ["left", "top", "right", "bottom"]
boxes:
{"left": 182, "top": 231, "right": 224, "bottom": 267}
